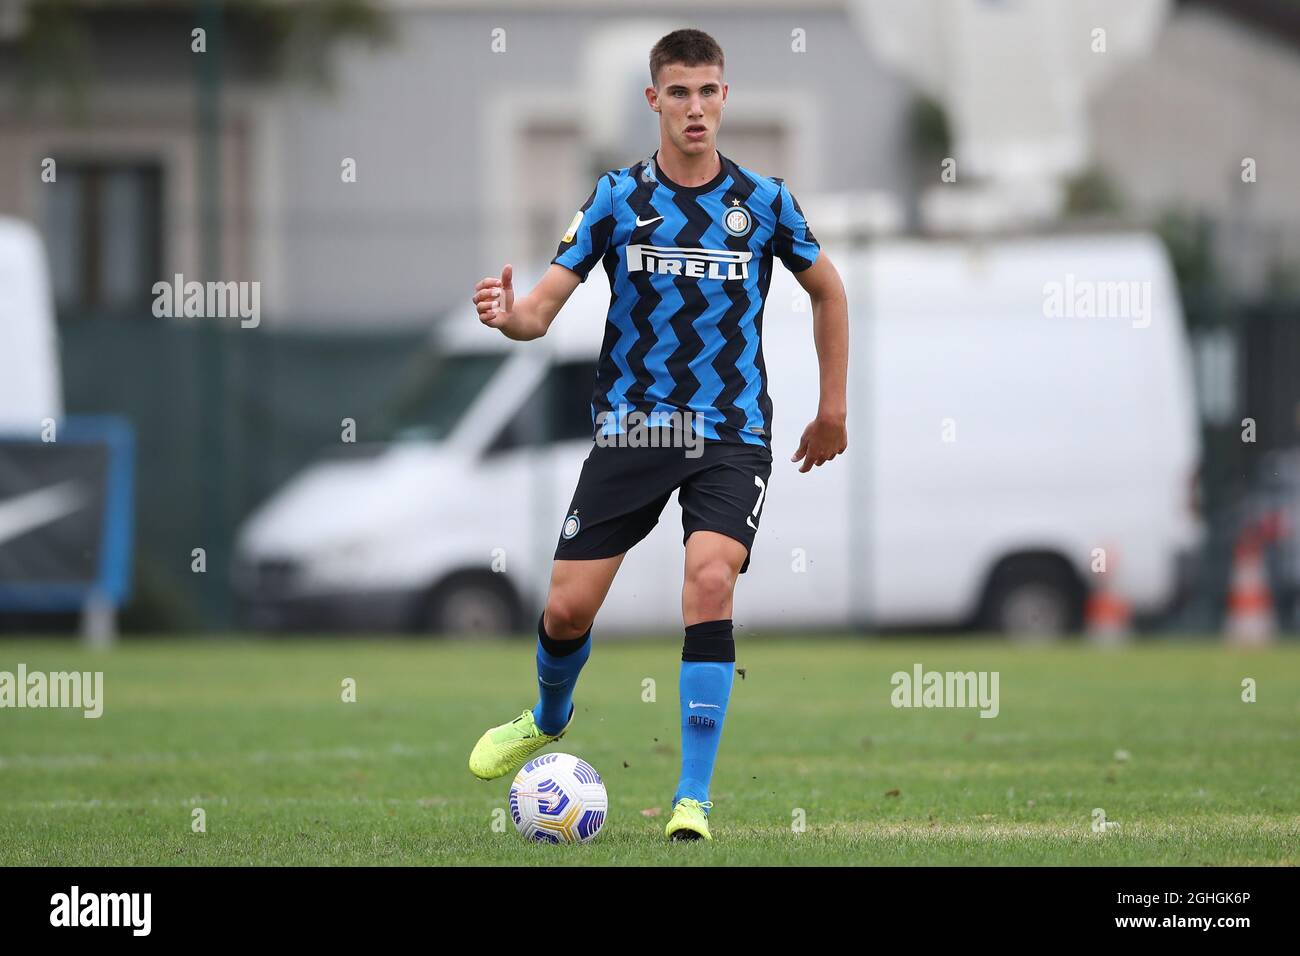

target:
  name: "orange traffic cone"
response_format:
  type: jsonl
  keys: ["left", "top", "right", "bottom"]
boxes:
{"left": 1225, "top": 525, "right": 1275, "bottom": 646}
{"left": 1086, "top": 550, "right": 1131, "bottom": 643}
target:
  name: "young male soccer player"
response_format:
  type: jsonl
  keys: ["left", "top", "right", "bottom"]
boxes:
{"left": 467, "top": 29, "right": 849, "bottom": 841}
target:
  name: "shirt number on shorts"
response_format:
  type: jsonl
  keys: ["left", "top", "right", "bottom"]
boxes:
{"left": 746, "top": 474, "right": 768, "bottom": 530}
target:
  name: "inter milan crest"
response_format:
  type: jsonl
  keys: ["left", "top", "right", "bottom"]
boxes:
{"left": 561, "top": 511, "right": 581, "bottom": 539}
{"left": 722, "top": 198, "right": 752, "bottom": 237}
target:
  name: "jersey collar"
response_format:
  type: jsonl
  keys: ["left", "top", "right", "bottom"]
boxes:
{"left": 650, "top": 149, "right": 729, "bottom": 195}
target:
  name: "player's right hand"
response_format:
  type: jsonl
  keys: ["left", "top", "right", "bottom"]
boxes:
{"left": 473, "top": 264, "right": 515, "bottom": 330}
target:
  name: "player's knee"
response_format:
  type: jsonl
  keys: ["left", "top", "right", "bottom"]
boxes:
{"left": 543, "top": 593, "right": 594, "bottom": 641}
{"left": 686, "top": 560, "right": 737, "bottom": 614}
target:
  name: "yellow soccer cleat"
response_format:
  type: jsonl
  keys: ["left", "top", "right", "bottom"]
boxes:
{"left": 468, "top": 706, "right": 573, "bottom": 781}
{"left": 665, "top": 798, "right": 714, "bottom": 842}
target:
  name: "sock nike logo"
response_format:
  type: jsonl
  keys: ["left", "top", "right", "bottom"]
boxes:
{"left": 688, "top": 701, "right": 720, "bottom": 709}
{"left": 539, "top": 677, "right": 567, "bottom": 688}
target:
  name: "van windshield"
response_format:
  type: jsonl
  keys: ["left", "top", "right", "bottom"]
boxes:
{"left": 380, "top": 351, "right": 506, "bottom": 442}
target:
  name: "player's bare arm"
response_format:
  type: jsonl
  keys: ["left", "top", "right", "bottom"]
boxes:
{"left": 790, "top": 252, "right": 849, "bottom": 473}
{"left": 472, "top": 262, "right": 580, "bottom": 341}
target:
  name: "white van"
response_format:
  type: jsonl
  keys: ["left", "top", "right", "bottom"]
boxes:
{"left": 233, "top": 232, "right": 1201, "bottom": 635}
{"left": 0, "top": 217, "right": 63, "bottom": 430}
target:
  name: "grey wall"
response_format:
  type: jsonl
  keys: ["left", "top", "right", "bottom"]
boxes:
{"left": 260, "top": 9, "right": 912, "bottom": 325}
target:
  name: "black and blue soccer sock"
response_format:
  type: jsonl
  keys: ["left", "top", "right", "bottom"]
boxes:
{"left": 531, "top": 612, "right": 590, "bottom": 736}
{"left": 674, "top": 619, "right": 736, "bottom": 807}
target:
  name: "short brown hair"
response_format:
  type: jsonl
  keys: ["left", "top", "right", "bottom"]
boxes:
{"left": 649, "top": 29, "right": 725, "bottom": 88}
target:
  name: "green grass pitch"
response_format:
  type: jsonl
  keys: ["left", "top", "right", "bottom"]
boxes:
{"left": 0, "top": 636, "right": 1296, "bottom": 866}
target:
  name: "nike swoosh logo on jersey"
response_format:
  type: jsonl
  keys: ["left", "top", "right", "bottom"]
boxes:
{"left": 635, "top": 215, "right": 664, "bottom": 227}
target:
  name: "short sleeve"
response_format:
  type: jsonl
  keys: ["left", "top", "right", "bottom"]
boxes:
{"left": 772, "top": 180, "right": 820, "bottom": 273}
{"left": 551, "top": 173, "right": 616, "bottom": 283}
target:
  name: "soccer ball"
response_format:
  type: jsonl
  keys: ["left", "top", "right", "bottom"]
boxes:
{"left": 509, "top": 752, "right": 607, "bottom": 844}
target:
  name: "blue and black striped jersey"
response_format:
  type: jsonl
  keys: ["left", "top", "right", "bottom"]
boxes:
{"left": 551, "top": 149, "right": 820, "bottom": 449}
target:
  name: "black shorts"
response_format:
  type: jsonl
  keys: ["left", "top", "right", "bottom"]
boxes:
{"left": 554, "top": 437, "right": 774, "bottom": 573}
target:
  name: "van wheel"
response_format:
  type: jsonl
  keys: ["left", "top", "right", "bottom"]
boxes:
{"left": 980, "top": 557, "right": 1083, "bottom": 637}
{"left": 421, "top": 573, "right": 520, "bottom": 635}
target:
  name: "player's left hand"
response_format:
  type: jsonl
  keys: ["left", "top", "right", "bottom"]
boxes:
{"left": 791, "top": 413, "right": 847, "bottom": 473}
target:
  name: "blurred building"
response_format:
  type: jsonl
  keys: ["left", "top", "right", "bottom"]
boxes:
{"left": 0, "top": 0, "right": 913, "bottom": 326}
{"left": 5, "top": 0, "right": 1293, "bottom": 328}
{"left": 1090, "top": 0, "right": 1300, "bottom": 294}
